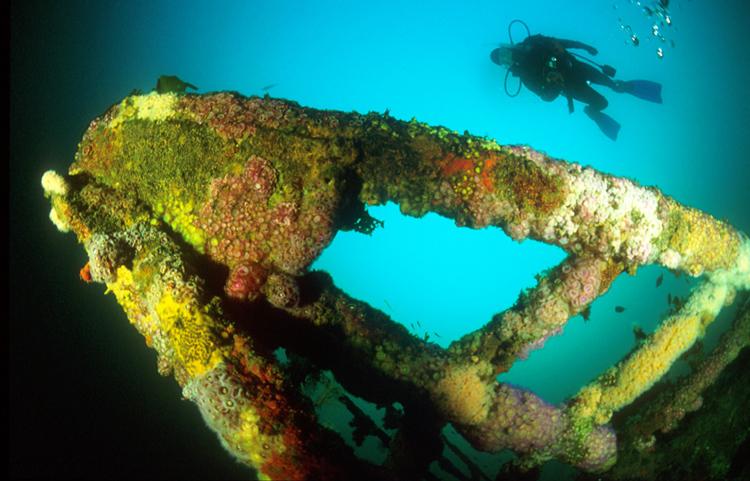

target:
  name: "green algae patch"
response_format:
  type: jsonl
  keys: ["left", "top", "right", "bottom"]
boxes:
{"left": 74, "top": 112, "right": 231, "bottom": 252}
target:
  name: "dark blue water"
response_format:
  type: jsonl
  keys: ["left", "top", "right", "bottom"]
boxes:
{"left": 11, "top": 1, "right": 749, "bottom": 479}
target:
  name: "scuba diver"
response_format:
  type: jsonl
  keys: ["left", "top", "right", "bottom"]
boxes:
{"left": 490, "top": 22, "right": 662, "bottom": 140}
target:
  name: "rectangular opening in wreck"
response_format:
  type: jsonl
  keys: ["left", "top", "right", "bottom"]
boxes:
{"left": 312, "top": 201, "right": 567, "bottom": 347}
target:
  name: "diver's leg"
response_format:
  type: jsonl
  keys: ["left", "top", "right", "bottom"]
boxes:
{"left": 577, "top": 60, "right": 663, "bottom": 102}
{"left": 566, "top": 79, "right": 620, "bottom": 140}
{"left": 577, "top": 62, "right": 617, "bottom": 89}
{"left": 568, "top": 81, "right": 609, "bottom": 111}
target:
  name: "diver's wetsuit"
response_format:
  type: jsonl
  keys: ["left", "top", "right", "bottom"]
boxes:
{"left": 509, "top": 34, "right": 618, "bottom": 112}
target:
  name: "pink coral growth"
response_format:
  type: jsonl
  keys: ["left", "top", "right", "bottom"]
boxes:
{"left": 519, "top": 326, "right": 563, "bottom": 360}
{"left": 225, "top": 262, "right": 268, "bottom": 301}
{"left": 562, "top": 257, "right": 603, "bottom": 310}
{"left": 196, "top": 155, "right": 338, "bottom": 279}
{"left": 180, "top": 93, "right": 258, "bottom": 141}
{"left": 245, "top": 156, "right": 278, "bottom": 199}
{"left": 198, "top": 155, "right": 279, "bottom": 265}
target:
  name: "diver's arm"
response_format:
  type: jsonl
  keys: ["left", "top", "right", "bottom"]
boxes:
{"left": 556, "top": 38, "right": 598, "bottom": 55}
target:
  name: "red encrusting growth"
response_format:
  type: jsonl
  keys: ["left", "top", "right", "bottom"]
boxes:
{"left": 79, "top": 262, "right": 92, "bottom": 283}
{"left": 440, "top": 153, "right": 476, "bottom": 177}
{"left": 480, "top": 154, "right": 499, "bottom": 190}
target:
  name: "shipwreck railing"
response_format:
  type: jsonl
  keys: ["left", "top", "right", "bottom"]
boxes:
{"left": 42, "top": 91, "right": 749, "bottom": 480}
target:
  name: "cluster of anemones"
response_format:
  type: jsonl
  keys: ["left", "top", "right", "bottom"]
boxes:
{"left": 561, "top": 257, "right": 603, "bottom": 310}
{"left": 463, "top": 383, "right": 564, "bottom": 454}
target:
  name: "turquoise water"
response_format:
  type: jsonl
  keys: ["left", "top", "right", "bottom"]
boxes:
{"left": 10, "top": 0, "right": 749, "bottom": 479}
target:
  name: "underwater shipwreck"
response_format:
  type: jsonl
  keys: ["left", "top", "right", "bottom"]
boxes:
{"left": 42, "top": 90, "right": 749, "bottom": 480}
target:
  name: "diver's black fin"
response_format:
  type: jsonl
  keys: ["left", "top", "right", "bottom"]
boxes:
{"left": 619, "top": 80, "right": 663, "bottom": 103}
{"left": 601, "top": 64, "right": 616, "bottom": 77}
{"left": 584, "top": 106, "right": 621, "bottom": 141}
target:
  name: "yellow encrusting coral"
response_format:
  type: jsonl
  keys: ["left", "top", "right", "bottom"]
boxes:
{"left": 594, "top": 314, "right": 701, "bottom": 423}
{"left": 433, "top": 363, "right": 493, "bottom": 425}
{"left": 661, "top": 199, "right": 741, "bottom": 275}
{"left": 570, "top": 279, "right": 735, "bottom": 425}
{"left": 155, "top": 189, "right": 207, "bottom": 252}
{"left": 106, "top": 266, "right": 141, "bottom": 319}
{"left": 107, "top": 264, "right": 223, "bottom": 379}
{"left": 155, "top": 292, "right": 223, "bottom": 378}
{"left": 109, "top": 92, "right": 178, "bottom": 129}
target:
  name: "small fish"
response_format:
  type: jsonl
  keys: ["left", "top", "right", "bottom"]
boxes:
{"left": 656, "top": 273, "right": 664, "bottom": 287}
{"left": 155, "top": 75, "right": 198, "bottom": 94}
{"left": 615, "top": 306, "right": 626, "bottom": 313}
{"left": 668, "top": 293, "right": 673, "bottom": 305}
{"left": 384, "top": 299, "right": 393, "bottom": 312}
{"left": 633, "top": 325, "right": 647, "bottom": 342}
{"left": 416, "top": 320, "right": 422, "bottom": 329}
{"left": 581, "top": 306, "right": 591, "bottom": 321}
{"left": 261, "top": 83, "right": 278, "bottom": 92}
{"left": 673, "top": 296, "right": 684, "bottom": 310}
{"left": 433, "top": 332, "right": 441, "bottom": 338}
{"left": 410, "top": 323, "right": 416, "bottom": 331}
